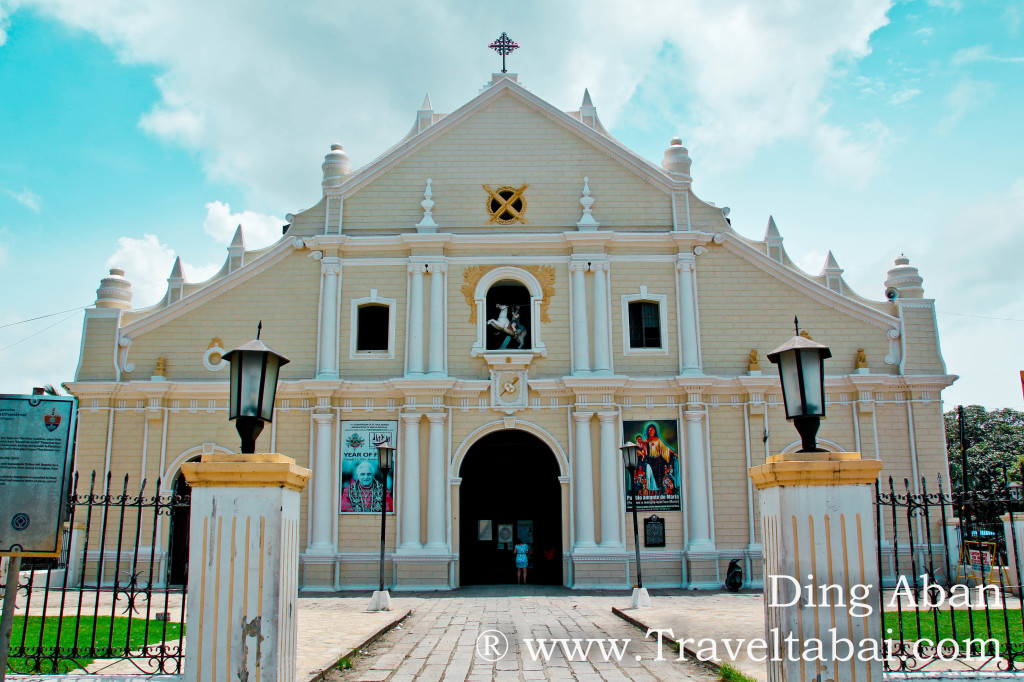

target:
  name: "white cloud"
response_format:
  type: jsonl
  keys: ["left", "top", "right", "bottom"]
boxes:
{"left": 937, "top": 78, "right": 996, "bottom": 134}
{"left": 926, "top": 0, "right": 962, "bottom": 11}
{"left": 889, "top": 88, "right": 921, "bottom": 105}
{"left": 794, "top": 249, "right": 828, "bottom": 276}
{"left": 952, "top": 44, "right": 1024, "bottom": 65}
{"left": 4, "top": 0, "right": 895, "bottom": 208}
{"left": 812, "top": 120, "right": 890, "bottom": 188}
{"left": 106, "top": 234, "right": 220, "bottom": 308}
{"left": 202, "top": 201, "right": 282, "bottom": 249}
{"left": 3, "top": 187, "right": 41, "bottom": 212}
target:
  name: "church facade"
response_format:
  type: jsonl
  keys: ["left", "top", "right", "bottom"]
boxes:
{"left": 67, "top": 73, "right": 954, "bottom": 590}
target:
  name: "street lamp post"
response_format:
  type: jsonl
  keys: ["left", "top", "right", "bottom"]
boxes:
{"left": 369, "top": 444, "right": 395, "bottom": 612}
{"left": 223, "top": 322, "right": 290, "bottom": 453}
{"left": 766, "top": 317, "right": 832, "bottom": 452}
{"left": 620, "top": 442, "right": 651, "bottom": 608}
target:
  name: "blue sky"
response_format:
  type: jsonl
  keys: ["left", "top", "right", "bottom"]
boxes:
{"left": 0, "top": 0, "right": 1021, "bottom": 409}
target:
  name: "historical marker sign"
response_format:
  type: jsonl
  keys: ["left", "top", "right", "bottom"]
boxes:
{"left": 0, "top": 394, "right": 77, "bottom": 556}
{"left": 644, "top": 514, "right": 666, "bottom": 548}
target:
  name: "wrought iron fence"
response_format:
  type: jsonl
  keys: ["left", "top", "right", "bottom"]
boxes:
{"left": 4, "top": 471, "right": 189, "bottom": 675}
{"left": 876, "top": 472, "right": 1024, "bottom": 673}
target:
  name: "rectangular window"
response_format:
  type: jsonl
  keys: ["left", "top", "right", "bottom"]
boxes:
{"left": 356, "top": 304, "right": 390, "bottom": 352}
{"left": 628, "top": 301, "right": 661, "bottom": 349}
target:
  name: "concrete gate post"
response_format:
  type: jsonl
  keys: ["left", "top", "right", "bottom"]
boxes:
{"left": 182, "top": 453, "right": 311, "bottom": 682}
{"left": 749, "top": 451, "right": 883, "bottom": 682}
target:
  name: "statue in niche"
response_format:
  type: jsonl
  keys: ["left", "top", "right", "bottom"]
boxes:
{"left": 487, "top": 303, "right": 527, "bottom": 349}
{"left": 856, "top": 348, "right": 868, "bottom": 369}
{"left": 154, "top": 356, "right": 167, "bottom": 377}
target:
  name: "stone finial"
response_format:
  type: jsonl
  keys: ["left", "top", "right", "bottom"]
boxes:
{"left": 884, "top": 254, "right": 925, "bottom": 299}
{"left": 764, "top": 216, "right": 783, "bottom": 263}
{"left": 415, "top": 178, "right": 437, "bottom": 231}
{"left": 576, "top": 177, "right": 599, "bottom": 230}
{"left": 167, "top": 256, "right": 185, "bottom": 305}
{"left": 662, "top": 137, "right": 692, "bottom": 177}
{"left": 228, "top": 225, "right": 245, "bottom": 273}
{"left": 95, "top": 267, "right": 133, "bottom": 310}
{"left": 417, "top": 94, "right": 434, "bottom": 134}
{"left": 322, "top": 143, "right": 352, "bottom": 192}
{"left": 822, "top": 250, "right": 844, "bottom": 293}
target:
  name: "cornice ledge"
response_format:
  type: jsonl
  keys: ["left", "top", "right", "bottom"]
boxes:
{"left": 561, "top": 376, "right": 631, "bottom": 390}
{"left": 389, "top": 378, "right": 457, "bottom": 395}
{"left": 672, "top": 376, "right": 716, "bottom": 390}
{"left": 720, "top": 234, "right": 898, "bottom": 332}
{"left": 670, "top": 231, "right": 717, "bottom": 247}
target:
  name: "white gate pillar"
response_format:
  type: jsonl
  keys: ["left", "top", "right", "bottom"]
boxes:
{"left": 749, "top": 451, "right": 883, "bottom": 682}
{"left": 182, "top": 453, "right": 311, "bottom": 682}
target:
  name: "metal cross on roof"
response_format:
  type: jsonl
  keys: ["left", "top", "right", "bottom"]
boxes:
{"left": 488, "top": 32, "right": 519, "bottom": 74}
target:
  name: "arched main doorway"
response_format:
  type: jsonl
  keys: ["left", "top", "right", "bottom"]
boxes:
{"left": 459, "top": 430, "right": 562, "bottom": 585}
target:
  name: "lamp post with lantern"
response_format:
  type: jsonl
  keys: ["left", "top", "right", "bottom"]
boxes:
{"left": 222, "top": 322, "right": 289, "bottom": 453}
{"left": 620, "top": 441, "right": 651, "bottom": 607}
{"left": 766, "top": 317, "right": 832, "bottom": 452}
{"left": 370, "top": 444, "right": 395, "bottom": 612}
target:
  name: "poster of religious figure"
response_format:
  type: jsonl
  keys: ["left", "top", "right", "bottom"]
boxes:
{"left": 340, "top": 421, "right": 397, "bottom": 513}
{"left": 622, "top": 419, "right": 681, "bottom": 512}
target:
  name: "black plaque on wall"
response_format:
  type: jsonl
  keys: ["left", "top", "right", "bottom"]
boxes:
{"left": 643, "top": 514, "right": 665, "bottom": 548}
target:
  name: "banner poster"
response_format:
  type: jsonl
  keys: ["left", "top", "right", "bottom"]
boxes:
{"left": 622, "top": 419, "right": 681, "bottom": 512}
{"left": 339, "top": 421, "right": 397, "bottom": 513}
{"left": 0, "top": 394, "right": 77, "bottom": 556}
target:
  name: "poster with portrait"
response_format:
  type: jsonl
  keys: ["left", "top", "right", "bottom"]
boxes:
{"left": 339, "top": 421, "right": 397, "bottom": 513}
{"left": 623, "top": 419, "right": 681, "bottom": 512}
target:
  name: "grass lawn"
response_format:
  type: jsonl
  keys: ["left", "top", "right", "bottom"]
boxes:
{"left": 884, "top": 609, "right": 1023, "bottom": 655}
{"left": 6, "top": 615, "right": 184, "bottom": 674}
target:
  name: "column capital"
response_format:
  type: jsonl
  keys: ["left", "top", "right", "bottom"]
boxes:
{"left": 312, "top": 411, "right": 335, "bottom": 424}
{"left": 408, "top": 262, "right": 427, "bottom": 274}
{"left": 569, "top": 261, "right": 589, "bottom": 274}
{"left": 572, "top": 411, "right": 594, "bottom": 423}
{"left": 425, "top": 262, "right": 448, "bottom": 274}
{"left": 589, "top": 261, "right": 609, "bottom": 272}
{"left": 675, "top": 254, "right": 696, "bottom": 271}
{"left": 425, "top": 412, "right": 447, "bottom": 424}
{"left": 401, "top": 411, "right": 424, "bottom": 424}
{"left": 596, "top": 410, "right": 618, "bottom": 423}
{"left": 319, "top": 255, "right": 341, "bottom": 274}
{"left": 683, "top": 409, "right": 704, "bottom": 422}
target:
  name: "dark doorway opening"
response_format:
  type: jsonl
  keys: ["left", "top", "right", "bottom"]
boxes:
{"left": 459, "top": 430, "right": 562, "bottom": 585}
{"left": 485, "top": 281, "right": 532, "bottom": 350}
{"left": 167, "top": 467, "right": 193, "bottom": 586}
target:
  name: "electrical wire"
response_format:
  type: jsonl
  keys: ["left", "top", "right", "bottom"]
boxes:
{"left": 0, "top": 311, "right": 82, "bottom": 353}
{"left": 0, "top": 305, "right": 90, "bottom": 329}
{"left": 937, "top": 311, "right": 1024, "bottom": 323}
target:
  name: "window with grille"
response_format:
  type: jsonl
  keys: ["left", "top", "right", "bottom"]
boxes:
{"left": 356, "top": 304, "right": 390, "bottom": 352}
{"left": 628, "top": 301, "right": 661, "bottom": 349}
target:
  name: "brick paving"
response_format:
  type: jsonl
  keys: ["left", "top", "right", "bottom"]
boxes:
{"left": 326, "top": 586, "right": 719, "bottom": 682}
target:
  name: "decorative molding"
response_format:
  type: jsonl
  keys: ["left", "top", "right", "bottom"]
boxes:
{"left": 461, "top": 264, "right": 556, "bottom": 324}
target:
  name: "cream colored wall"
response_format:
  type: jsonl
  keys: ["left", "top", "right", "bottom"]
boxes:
{"left": 338, "top": 263, "right": 407, "bottom": 379}
{"left": 117, "top": 253, "right": 319, "bottom": 383}
{"left": 609, "top": 261, "right": 679, "bottom": 376}
{"left": 76, "top": 315, "right": 119, "bottom": 381}
{"left": 342, "top": 96, "right": 672, "bottom": 232}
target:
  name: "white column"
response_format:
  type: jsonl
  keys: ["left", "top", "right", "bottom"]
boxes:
{"left": 407, "top": 263, "right": 425, "bottom": 375}
{"left": 573, "top": 411, "right": 597, "bottom": 549}
{"left": 570, "top": 262, "right": 591, "bottom": 374}
{"left": 684, "top": 409, "right": 713, "bottom": 550}
{"left": 427, "top": 263, "right": 446, "bottom": 376}
{"left": 425, "top": 413, "right": 447, "bottom": 549}
{"left": 399, "top": 413, "right": 423, "bottom": 551}
{"left": 316, "top": 257, "right": 341, "bottom": 379}
{"left": 307, "top": 411, "right": 335, "bottom": 554}
{"left": 597, "top": 411, "right": 622, "bottom": 548}
{"left": 676, "top": 254, "right": 700, "bottom": 375}
{"left": 591, "top": 262, "right": 611, "bottom": 374}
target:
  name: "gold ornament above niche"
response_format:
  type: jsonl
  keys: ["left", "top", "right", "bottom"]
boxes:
{"left": 461, "top": 265, "right": 556, "bottom": 324}
{"left": 484, "top": 184, "right": 528, "bottom": 224}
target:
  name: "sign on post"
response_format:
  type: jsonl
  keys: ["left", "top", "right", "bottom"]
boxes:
{"left": 0, "top": 394, "right": 77, "bottom": 557}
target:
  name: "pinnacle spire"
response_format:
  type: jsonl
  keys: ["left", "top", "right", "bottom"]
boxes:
{"left": 420, "top": 92, "right": 432, "bottom": 110}
{"left": 823, "top": 250, "right": 842, "bottom": 272}
{"left": 764, "top": 216, "right": 781, "bottom": 240}
{"left": 581, "top": 88, "right": 594, "bottom": 108}
{"left": 230, "top": 224, "right": 245, "bottom": 249}
{"left": 169, "top": 256, "right": 184, "bottom": 279}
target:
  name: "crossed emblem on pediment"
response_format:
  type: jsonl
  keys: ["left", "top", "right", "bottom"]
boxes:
{"left": 483, "top": 184, "right": 529, "bottom": 225}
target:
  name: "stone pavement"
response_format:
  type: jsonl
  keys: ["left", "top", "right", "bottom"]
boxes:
{"left": 326, "top": 586, "right": 721, "bottom": 681}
